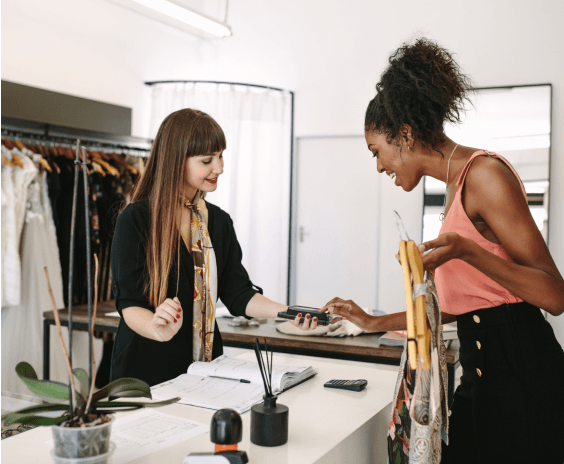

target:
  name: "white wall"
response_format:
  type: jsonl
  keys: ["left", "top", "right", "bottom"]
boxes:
{"left": 2, "top": 0, "right": 563, "bottom": 341}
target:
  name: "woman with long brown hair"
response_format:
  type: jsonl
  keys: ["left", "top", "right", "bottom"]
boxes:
{"left": 110, "top": 108, "right": 316, "bottom": 387}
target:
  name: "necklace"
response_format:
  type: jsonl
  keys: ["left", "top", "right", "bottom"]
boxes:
{"left": 439, "top": 144, "right": 459, "bottom": 223}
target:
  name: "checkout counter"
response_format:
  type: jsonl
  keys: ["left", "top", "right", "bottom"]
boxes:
{"left": 2, "top": 351, "right": 399, "bottom": 463}
{"left": 1, "top": 302, "right": 460, "bottom": 463}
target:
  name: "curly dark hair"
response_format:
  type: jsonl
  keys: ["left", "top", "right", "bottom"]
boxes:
{"left": 365, "top": 38, "right": 473, "bottom": 155}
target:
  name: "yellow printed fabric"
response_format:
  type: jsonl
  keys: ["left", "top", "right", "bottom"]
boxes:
{"left": 182, "top": 193, "right": 218, "bottom": 362}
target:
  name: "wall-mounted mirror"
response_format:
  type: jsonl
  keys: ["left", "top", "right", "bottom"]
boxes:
{"left": 423, "top": 84, "right": 552, "bottom": 244}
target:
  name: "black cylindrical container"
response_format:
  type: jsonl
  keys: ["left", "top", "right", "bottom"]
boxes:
{"left": 250, "top": 395, "right": 289, "bottom": 447}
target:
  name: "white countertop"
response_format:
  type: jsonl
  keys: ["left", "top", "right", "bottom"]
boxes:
{"left": 1, "top": 351, "right": 399, "bottom": 464}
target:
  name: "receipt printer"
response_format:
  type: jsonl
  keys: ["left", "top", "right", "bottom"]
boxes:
{"left": 183, "top": 452, "right": 248, "bottom": 464}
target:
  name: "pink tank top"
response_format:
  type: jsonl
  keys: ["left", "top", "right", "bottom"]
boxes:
{"left": 435, "top": 150, "right": 525, "bottom": 315}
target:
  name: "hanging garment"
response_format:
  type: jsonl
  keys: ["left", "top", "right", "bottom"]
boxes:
{"left": 2, "top": 148, "right": 18, "bottom": 308}
{"left": 388, "top": 275, "right": 449, "bottom": 464}
{"left": 1, "top": 168, "right": 66, "bottom": 395}
{"left": 1, "top": 147, "right": 37, "bottom": 308}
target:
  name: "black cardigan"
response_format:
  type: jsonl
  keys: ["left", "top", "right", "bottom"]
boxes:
{"left": 109, "top": 198, "right": 258, "bottom": 387}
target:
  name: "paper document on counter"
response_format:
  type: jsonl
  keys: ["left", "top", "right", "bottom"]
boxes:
{"left": 152, "top": 355, "right": 317, "bottom": 413}
{"left": 110, "top": 410, "right": 209, "bottom": 464}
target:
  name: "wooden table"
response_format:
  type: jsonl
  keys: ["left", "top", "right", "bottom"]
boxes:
{"left": 43, "top": 302, "right": 460, "bottom": 403}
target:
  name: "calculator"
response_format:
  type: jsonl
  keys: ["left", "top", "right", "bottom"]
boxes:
{"left": 324, "top": 379, "right": 368, "bottom": 392}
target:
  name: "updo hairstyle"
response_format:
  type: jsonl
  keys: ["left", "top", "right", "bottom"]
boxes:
{"left": 365, "top": 38, "right": 473, "bottom": 155}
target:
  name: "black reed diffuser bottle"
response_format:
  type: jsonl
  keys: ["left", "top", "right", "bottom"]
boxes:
{"left": 250, "top": 339, "right": 289, "bottom": 447}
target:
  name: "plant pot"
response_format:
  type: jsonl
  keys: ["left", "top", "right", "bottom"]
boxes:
{"left": 51, "top": 415, "right": 114, "bottom": 461}
{"left": 50, "top": 443, "right": 116, "bottom": 464}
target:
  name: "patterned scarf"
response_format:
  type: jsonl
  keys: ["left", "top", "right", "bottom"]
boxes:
{"left": 181, "top": 192, "right": 218, "bottom": 362}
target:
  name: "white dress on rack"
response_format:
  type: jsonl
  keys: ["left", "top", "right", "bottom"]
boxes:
{"left": 2, "top": 147, "right": 18, "bottom": 308}
{"left": 1, "top": 146, "right": 37, "bottom": 309}
{"left": 1, "top": 163, "right": 66, "bottom": 395}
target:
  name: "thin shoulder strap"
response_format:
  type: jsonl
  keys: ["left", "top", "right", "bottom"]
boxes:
{"left": 456, "top": 150, "right": 527, "bottom": 198}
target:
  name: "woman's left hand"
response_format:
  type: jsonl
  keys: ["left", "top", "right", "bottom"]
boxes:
{"left": 289, "top": 311, "right": 319, "bottom": 330}
{"left": 419, "top": 232, "right": 471, "bottom": 271}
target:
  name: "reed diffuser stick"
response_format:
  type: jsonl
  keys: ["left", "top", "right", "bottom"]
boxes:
{"left": 264, "top": 339, "right": 272, "bottom": 396}
{"left": 254, "top": 338, "right": 272, "bottom": 397}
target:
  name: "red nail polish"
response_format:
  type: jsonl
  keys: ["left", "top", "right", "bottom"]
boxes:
{"left": 306, "top": 314, "right": 310, "bottom": 319}
{"left": 176, "top": 314, "right": 180, "bottom": 319}
{"left": 174, "top": 319, "right": 177, "bottom": 323}
{"left": 313, "top": 317, "right": 318, "bottom": 322}
{"left": 178, "top": 308, "right": 182, "bottom": 312}
{"left": 298, "top": 313, "right": 302, "bottom": 318}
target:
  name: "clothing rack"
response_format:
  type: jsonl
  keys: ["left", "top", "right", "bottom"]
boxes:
{"left": 1, "top": 117, "right": 152, "bottom": 156}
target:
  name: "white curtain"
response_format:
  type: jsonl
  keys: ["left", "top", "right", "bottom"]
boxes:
{"left": 150, "top": 82, "right": 292, "bottom": 304}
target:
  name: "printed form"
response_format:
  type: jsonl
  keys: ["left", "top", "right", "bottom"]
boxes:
{"left": 111, "top": 410, "right": 209, "bottom": 463}
{"left": 151, "top": 374, "right": 265, "bottom": 413}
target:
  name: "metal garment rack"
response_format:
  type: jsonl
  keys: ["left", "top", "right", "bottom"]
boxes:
{"left": 145, "top": 80, "right": 296, "bottom": 304}
{"left": 2, "top": 117, "right": 151, "bottom": 409}
{"left": 1, "top": 116, "right": 152, "bottom": 155}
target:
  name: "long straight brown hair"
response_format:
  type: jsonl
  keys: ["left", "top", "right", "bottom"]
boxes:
{"left": 129, "top": 109, "right": 226, "bottom": 308}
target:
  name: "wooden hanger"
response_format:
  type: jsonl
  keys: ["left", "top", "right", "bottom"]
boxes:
{"left": 2, "top": 138, "right": 15, "bottom": 150}
{"left": 38, "top": 157, "right": 53, "bottom": 173}
{"left": 91, "top": 160, "right": 106, "bottom": 177}
{"left": 395, "top": 211, "right": 431, "bottom": 370}
{"left": 51, "top": 159, "right": 61, "bottom": 174}
{"left": 91, "top": 151, "right": 119, "bottom": 177}
{"left": 10, "top": 153, "right": 24, "bottom": 168}
{"left": 108, "top": 152, "right": 139, "bottom": 176}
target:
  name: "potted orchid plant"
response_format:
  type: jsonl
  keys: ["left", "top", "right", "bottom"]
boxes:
{"left": 1, "top": 264, "right": 179, "bottom": 463}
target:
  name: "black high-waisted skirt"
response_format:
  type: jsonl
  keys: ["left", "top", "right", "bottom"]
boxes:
{"left": 441, "top": 301, "right": 564, "bottom": 464}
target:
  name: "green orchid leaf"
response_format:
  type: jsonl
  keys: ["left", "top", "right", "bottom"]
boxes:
{"left": 94, "top": 397, "right": 180, "bottom": 409}
{"left": 73, "top": 368, "right": 90, "bottom": 397}
{"left": 2, "top": 404, "right": 68, "bottom": 424}
{"left": 94, "top": 407, "right": 143, "bottom": 414}
{"left": 91, "top": 378, "right": 152, "bottom": 403}
{"left": 16, "top": 362, "right": 38, "bottom": 380}
{"left": 139, "top": 397, "right": 180, "bottom": 407}
{"left": 15, "top": 362, "right": 70, "bottom": 400}
{"left": 2, "top": 410, "right": 68, "bottom": 426}
{"left": 12, "top": 414, "right": 68, "bottom": 426}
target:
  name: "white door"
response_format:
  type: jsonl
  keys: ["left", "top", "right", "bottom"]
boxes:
{"left": 293, "top": 136, "right": 380, "bottom": 310}
{"left": 291, "top": 135, "right": 424, "bottom": 314}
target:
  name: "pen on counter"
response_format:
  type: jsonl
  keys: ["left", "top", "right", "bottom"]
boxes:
{"left": 209, "top": 375, "right": 251, "bottom": 383}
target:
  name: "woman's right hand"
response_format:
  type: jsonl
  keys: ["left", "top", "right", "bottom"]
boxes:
{"left": 152, "top": 297, "right": 183, "bottom": 342}
{"left": 320, "top": 297, "right": 377, "bottom": 333}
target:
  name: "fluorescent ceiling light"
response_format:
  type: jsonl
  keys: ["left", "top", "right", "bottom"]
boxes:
{"left": 130, "top": 0, "right": 231, "bottom": 37}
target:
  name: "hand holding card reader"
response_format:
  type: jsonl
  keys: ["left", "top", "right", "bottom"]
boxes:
{"left": 277, "top": 305, "right": 333, "bottom": 326}
{"left": 324, "top": 379, "right": 368, "bottom": 392}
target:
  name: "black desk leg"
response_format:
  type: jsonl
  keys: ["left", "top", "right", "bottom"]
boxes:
{"left": 43, "top": 320, "right": 50, "bottom": 380}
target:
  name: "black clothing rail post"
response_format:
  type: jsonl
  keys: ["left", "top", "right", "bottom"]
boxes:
{"left": 144, "top": 80, "right": 296, "bottom": 305}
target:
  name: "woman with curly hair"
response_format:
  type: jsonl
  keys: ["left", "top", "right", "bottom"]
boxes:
{"left": 323, "top": 38, "right": 564, "bottom": 463}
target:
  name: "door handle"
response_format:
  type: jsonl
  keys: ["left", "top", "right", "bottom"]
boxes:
{"left": 299, "top": 226, "right": 309, "bottom": 243}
